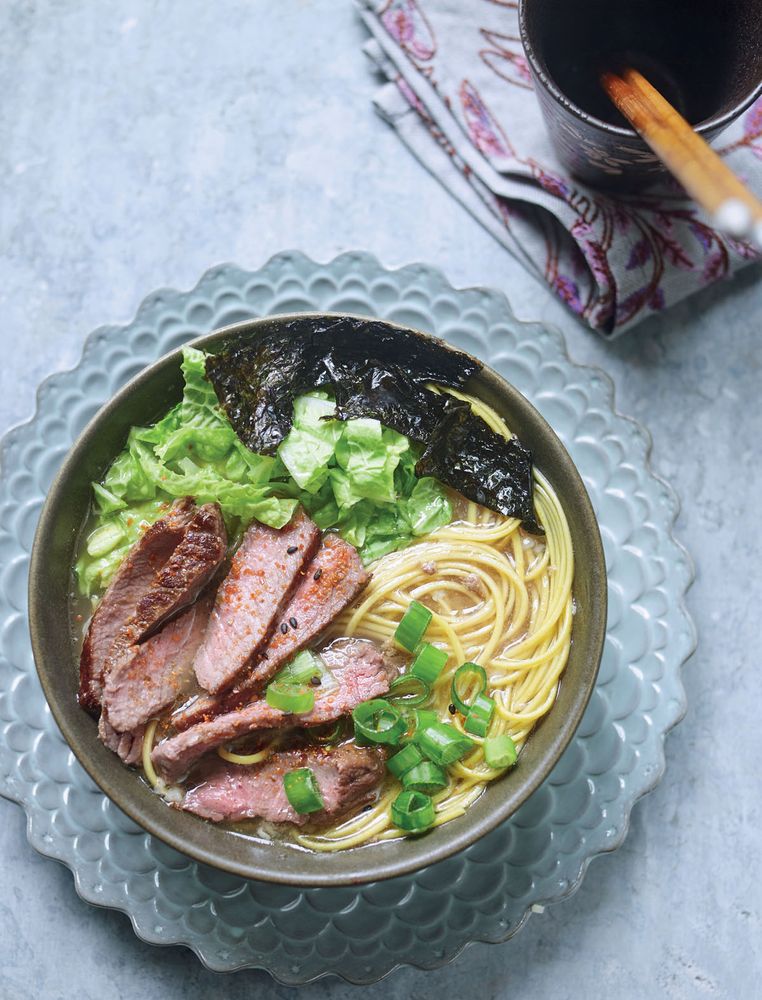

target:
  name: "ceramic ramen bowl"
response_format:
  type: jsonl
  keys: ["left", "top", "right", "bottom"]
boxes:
{"left": 28, "top": 314, "right": 607, "bottom": 887}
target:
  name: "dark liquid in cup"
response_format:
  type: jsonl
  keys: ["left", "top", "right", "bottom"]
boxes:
{"left": 534, "top": 0, "right": 748, "bottom": 127}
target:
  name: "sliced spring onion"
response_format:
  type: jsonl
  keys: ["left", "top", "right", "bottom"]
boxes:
{"left": 283, "top": 767, "right": 325, "bottom": 814}
{"left": 413, "top": 709, "right": 438, "bottom": 729}
{"left": 410, "top": 642, "right": 448, "bottom": 684}
{"left": 274, "top": 649, "right": 324, "bottom": 685}
{"left": 352, "top": 698, "right": 407, "bottom": 745}
{"left": 483, "top": 734, "right": 518, "bottom": 769}
{"left": 394, "top": 600, "right": 433, "bottom": 652}
{"left": 464, "top": 692, "right": 496, "bottom": 736}
{"left": 464, "top": 715, "right": 488, "bottom": 737}
{"left": 388, "top": 674, "right": 431, "bottom": 708}
{"left": 387, "top": 743, "right": 425, "bottom": 779}
{"left": 451, "top": 662, "right": 488, "bottom": 716}
{"left": 265, "top": 680, "right": 315, "bottom": 714}
{"left": 415, "top": 719, "right": 475, "bottom": 766}
{"left": 464, "top": 709, "right": 490, "bottom": 736}
{"left": 402, "top": 761, "right": 448, "bottom": 794}
{"left": 468, "top": 691, "right": 496, "bottom": 720}
{"left": 391, "top": 789, "right": 436, "bottom": 832}
{"left": 399, "top": 707, "right": 438, "bottom": 745}
{"left": 86, "top": 520, "right": 127, "bottom": 559}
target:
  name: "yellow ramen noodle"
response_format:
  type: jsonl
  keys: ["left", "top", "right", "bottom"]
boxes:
{"left": 293, "top": 390, "right": 574, "bottom": 851}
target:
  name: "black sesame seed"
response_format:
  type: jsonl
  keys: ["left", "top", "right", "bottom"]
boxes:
{"left": 448, "top": 704, "right": 457, "bottom": 715}
{"left": 287, "top": 545, "right": 298, "bottom": 554}
{"left": 309, "top": 675, "right": 321, "bottom": 687}
{"left": 289, "top": 617, "right": 298, "bottom": 629}
{"left": 313, "top": 568, "right": 323, "bottom": 581}
{"left": 280, "top": 623, "right": 288, "bottom": 634}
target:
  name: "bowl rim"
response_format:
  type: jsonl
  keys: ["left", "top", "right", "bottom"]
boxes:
{"left": 518, "top": 0, "right": 762, "bottom": 141}
{"left": 28, "top": 312, "right": 607, "bottom": 886}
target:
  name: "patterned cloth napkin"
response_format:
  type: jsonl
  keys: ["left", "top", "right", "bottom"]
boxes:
{"left": 357, "top": 0, "right": 762, "bottom": 335}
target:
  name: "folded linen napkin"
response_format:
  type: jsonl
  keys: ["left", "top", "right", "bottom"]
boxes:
{"left": 357, "top": 0, "right": 761, "bottom": 335}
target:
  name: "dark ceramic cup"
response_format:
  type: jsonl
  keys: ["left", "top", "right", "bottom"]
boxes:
{"left": 519, "top": 0, "right": 762, "bottom": 189}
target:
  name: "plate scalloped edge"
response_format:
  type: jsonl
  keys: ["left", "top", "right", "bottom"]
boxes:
{"left": 0, "top": 251, "right": 696, "bottom": 985}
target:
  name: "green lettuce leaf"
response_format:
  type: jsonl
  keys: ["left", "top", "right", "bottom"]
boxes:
{"left": 274, "top": 400, "right": 450, "bottom": 562}
{"left": 334, "top": 419, "right": 404, "bottom": 504}
{"left": 92, "top": 482, "right": 127, "bottom": 515}
{"left": 405, "top": 476, "right": 452, "bottom": 536}
{"left": 277, "top": 392, "right": 342, "bottom": 493}
{"left": 77, "top": 348, "right": 453, "bottom": 595}
{"left": 76, "top": 348, "right": 295, "bottom": 594}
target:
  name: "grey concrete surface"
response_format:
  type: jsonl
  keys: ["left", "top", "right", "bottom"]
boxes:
{"left": 1, "top": 2, "right": 760, "bottom": 998}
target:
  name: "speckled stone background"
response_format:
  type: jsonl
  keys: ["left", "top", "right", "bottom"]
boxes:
{"left": 1, "top": 2, "right": 760, "bottom": 998}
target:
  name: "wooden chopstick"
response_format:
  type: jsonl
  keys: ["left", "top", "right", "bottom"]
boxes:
{"left": 601, "top": 66, "right": 762, "bottom": 246}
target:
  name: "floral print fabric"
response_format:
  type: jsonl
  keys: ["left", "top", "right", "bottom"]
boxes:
{"left": 358, "top": 0, "right": 761, "bottom": 335}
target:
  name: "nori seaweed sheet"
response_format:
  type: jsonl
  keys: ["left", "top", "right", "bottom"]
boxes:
{"left": 206, "top": 315, "right": 480, "bottom": 454}
{"left": 416, "top": 399, "right": 542, "bottom": 535}
{"left": 326, "top": 356, "right": 447, "bottom": 443}
{"left": 206, "top": 315, "right": 543, "bottom": 533}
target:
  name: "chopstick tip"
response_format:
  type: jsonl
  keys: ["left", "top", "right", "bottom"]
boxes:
{"left": 714, "top": 198, "right": 752, "bottom": 238}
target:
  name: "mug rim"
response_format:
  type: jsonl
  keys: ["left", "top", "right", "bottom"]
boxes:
{"left": 518, "top": 0, "right": 762, "bottom": 140}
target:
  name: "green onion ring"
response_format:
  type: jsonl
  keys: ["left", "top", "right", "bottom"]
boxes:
{"left": 409, "top": 642, "right": 448, "bottom": 685}
{"left": 394, "top": 600, "right": 433, "bottom": 652}
{"left": 399, "top": 707, "right": 438, "bottom": 745}
{"left": 483, "top": 734, "right": 518, "bottom": 769}
{"left": 352, "top": 698, "right": 407, "bottom": 746}
{"left": 274, "top": 649, "right": 324, "bottom": 685}
{"left": 387, "top": 743, "right": 425, "bottom": 779}
{"left": 451, "top": 662, "right": 488, "bottom": 716}
{"left": 265, "top": 680, "right": 315, "bottom": 714}
{"left": 414, "top": 719, "right": 476, "bottom": 766}
{"left": 283, "top": 767, "right": 325, "bottom": 814}
{"left": 391, "top": 789, "right": 436, "bottom": 832}
{"left": 464, "top": 692, "right": 496, "bottom": 736}
{"left": 402, "top": 760, "right": 448, "bottom": 794}
{"left": 388, "top": 674, "right": 432, "bottom": 707}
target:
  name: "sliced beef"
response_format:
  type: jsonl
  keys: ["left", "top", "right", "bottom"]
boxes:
{"left": 79, "top": 497, "right": 197, "bottom": 712}
{"left": 121, "top": 503, "right": 226, "bottom": 648}
{"left": 103, "top": 590, "right": 214, "bottom": 734}
{"left": 182, "top": 743, "right": 385, "bottom": 825}
{"left": 173, "top": 534, "right": 370, "bottom": 729}
{"left": 192, "top": 509, "right": 320, "bottom": 694}
{"left": 154, "top": 639, "right": 397, "bottom": 782}
{"left": 98, "top": 713, "right": 145, "bottom": 766}
{"left": 102, "top": 502, "right": 226, "bottom": 685}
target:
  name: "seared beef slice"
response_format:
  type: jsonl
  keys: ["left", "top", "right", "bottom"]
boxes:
{"left": 123, "top": 502, "right": 226, "bottom": 647}
{"left": 80, "top": 499, "right": 226, "bottom": 713}
{"left": 192, "top": 509, "right": 320, "bottom": 694}
{"left": 79, "top": 498, "right": 196, "bottom": 711}
{"left": 183, "top": 744, "right": 384, "bottom": 825}
{"left": 104, "top": 590, "right": 215, "bottom": 733}
{"left": 98, "top": 714, "right": 145, "bottom": 766}
{"left": 154, "top": 640, "right": 396, "bottom": 782}
{"left": 173, "top": 534, "right": 369, "bottom": 728}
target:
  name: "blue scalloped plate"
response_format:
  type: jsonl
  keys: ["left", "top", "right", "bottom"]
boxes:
{"left": 0, "top": 252, "right": 695, "bottom": 984}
